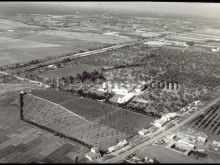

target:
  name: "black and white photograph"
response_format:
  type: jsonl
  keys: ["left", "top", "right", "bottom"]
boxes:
{"left": 0, "top": 1, "right": 220, "bottom": 163}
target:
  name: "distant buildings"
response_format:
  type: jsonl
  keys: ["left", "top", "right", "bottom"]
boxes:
{"left": 138, "top": 126, "right": 156, "bottom": 137}
{"left": 213, "top": 141, "right": 220, "bottom": 147}
{"left": 47, "top": 64, "right": 57, "bottom": 69}
{"left": 211, "top": 47, "right": 220, "bottom": 52}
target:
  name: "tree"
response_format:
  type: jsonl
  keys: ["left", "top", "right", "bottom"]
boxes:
{"left": 186, "top": 41, "right": 194, "bottom": 46}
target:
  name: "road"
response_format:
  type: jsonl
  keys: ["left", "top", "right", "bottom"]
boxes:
{"left": 99, "top": 94, "right": 220, "bottom": 163}
{"left": 0, "top": 70, "right": 46, "bottom": 86}
{"left": 8, "top": 39, "right": 146, "bottom": 73}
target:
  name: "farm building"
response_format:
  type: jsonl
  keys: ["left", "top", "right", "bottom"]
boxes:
{"left": 138, "top": 129, "right": 150, "bottom": 136}
{"left": 47, "top": 64, "right": 57, "bottom": 69}
{"left": 211, "top": 47, "right": 220, "bottom": 52}
{"left": 107, "top": 140, "right": 128, "bottom": 153}
{"left": 197, "top": 136, "right": 207, "bottom": 144}
{"left": 153, "top": 113, "right": 178, "bottom": 128}
{"left": 177, "top": 139, "right": 195, "bottom": 150}
{"left": 213, "top": 141, "right": 220, "bottom": 147}
{"left": 91, "top": 147, "right": 100, "bottom": 153}
{"left": 85, "top": 151, "right": 101, "bottom": 161}
{"left": 109, "top": 93, "right": 135, "bottom": 104}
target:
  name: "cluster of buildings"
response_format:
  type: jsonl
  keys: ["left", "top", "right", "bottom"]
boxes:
{"left": 124, "top": 155, "right": 159, "bottom": 164}
{"left": 96, "top": 81, "right": 145, "bottom": 104}
{"left": 107, "top": 139, "right": 129, "bottom": 154}
{"left": 180, "top": 100, "right": 201, "bottom": 113}
{"left": 138, "top": 126, "right": 157, "bottom": 137}
{"left": 211, "top": 47, "right": 220, "bottom": 52}
{"left": 153, "top": 113, "right": 179, "bottom": 128}
{"left": 85, "top": 147, "right": 101, "bottom": 162}
{"left": 166, "top": 132, "right": 208, "bottom": 156}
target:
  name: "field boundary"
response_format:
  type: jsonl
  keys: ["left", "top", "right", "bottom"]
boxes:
{"left": 19, "top": 92, "right": 95, "bottom": 149}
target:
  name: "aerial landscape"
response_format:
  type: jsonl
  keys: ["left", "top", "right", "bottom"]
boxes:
{"left": 0, "top": 1, "right": 220, "bottom": 163}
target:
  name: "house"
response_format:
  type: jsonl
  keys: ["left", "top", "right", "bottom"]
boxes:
{"left": 211, "top": 47, "right": 220, "bottom": 52}
{"left": 47, "top": 64, "right": 57, "bottom": 69}
{"left": 138, "top": 129, "right": 149, "bottom": 136}
{"left": 154, "top": 117, "right": 168, "bottom": 128}
{"left": 213, "top": 141, "right": 220, "bottom": 147}
{"left": 177, "top": 139, "right": 195, "bottom": 150}
{"left": 194, "top": 100, "right": 201, "bottom": 105}
{"left": 109, "top": 93, "right": 135, "bottom": 104}
{"left": 197, "top": 136, "right": 207, "bottom": 144}
{"left": 153, "top": 113, "right": 178, "bottom": 128}
{"left": 91, "top": 147, "right": 99, "bottom": 153}
{"left": 107, "top": 140, "right": 128, "bottom": 153}
{"left": 85, "top": 152, "right": 101, "bottom": 161}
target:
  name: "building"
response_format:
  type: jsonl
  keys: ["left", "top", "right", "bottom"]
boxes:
{"left": 154, "top": 117, "right": 168, "bottom": 128}
{"left": 85, "top": 152, "right": 101, "bottom": 161}
{"left": 109, "top": 93, "right": 135, "bottom": 104}
{"left": 211, "top": 47, "right": 220, "bottom": 52}
{"left": 138, "top": 129, "right": 149, "bottom": 136}
{"left": 153, "top": 113, "right": 178, "bottom": 128}
{"left": 177, "top": 139, "right": 195, "bottom": 150}
{"left": 91, "top": 147, "right": 99, "bottom": 153}
{"left": 107, "top": 140, "right": 128, "bottom": 153}
{"left": 197, "top": 136, "right": 207, "bottom": 144}
{"left": 47, "top": 64, "right": 57, "bottom": 69}
{"left": 194, "top": 100, "right": 201, "bottom": 105}
{"left": 213, "top": 141, "right": 220, "bottom": 147}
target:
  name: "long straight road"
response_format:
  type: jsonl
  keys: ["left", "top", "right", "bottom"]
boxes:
{"left": 99, "top": 94, "right": 220, "bottom": 163}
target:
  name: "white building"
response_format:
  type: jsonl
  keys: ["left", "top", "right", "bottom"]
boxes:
{"left": 177, "top": 139, "right": 195, "bottom": 150}
{"left": 138, "top": 129, "right": 149, "bottom": 136}
{"left": 153, "top": 113, "right": 178, "bottom": 128}
{"left": 154, "top": 117, "right": 168, "bottom": 128}
{"left": 197, "top": 136, "right": 207, "bottom": 144}
{"left": 117, "top": 93, "right": 135, "bottom": 104}
{"left": 47, "top": 64, "right": 57, "bottom": 69}
{"left": 194, "top": 100, "right": 201, "bottom": 105}
{"left": 91, "top": 147, "right": 99, "bottom": 153}
{"left": 107, "top": 140, "right": 128, "bottom": 153}
{"left": 211, "top": 47, "right": 220, "bottom": 52}
{"left": 213, "top": 141, "right": 220, "bottom": 147}
{"left": 85, "top": 152, "right": 101, "bottom": 161}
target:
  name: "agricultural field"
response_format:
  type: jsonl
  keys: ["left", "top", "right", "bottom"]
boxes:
{"left": 38, "top": 30, "right": 136, "bottom": 44}
{"left": 0, "top": 18, "right": 40, "bottom": 30}
{"left": 0, "top": 83, "right": 89, "bottom": 163}
{"left": 22, "top": 93, "right": 128, "bottom": 150}
{"left": 187, "top": 102, "right": 220, "bottom": 140}
{"left": 40, "top": 63, "right": 96, "bottom": 79}
{"left": 30, "top": 88, "right": 153, "bottom": 136}
{"left": 166, "top": 28, "right": 220, "bottom": 42}
{"left": 99, "top": 109, "right": 154, "bottom": 135}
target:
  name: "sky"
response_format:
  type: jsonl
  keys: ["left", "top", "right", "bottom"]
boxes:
{"left": 36, "top": 2, "right": 220, "bottom": 19}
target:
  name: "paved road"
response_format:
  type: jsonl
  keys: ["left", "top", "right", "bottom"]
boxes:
{"left": 99, "top": 94, "right": 220, "bottom": 163}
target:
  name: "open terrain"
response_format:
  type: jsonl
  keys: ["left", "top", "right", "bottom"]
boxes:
{"left": 0, "top": 83, "right": 90, "bottom": 163}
